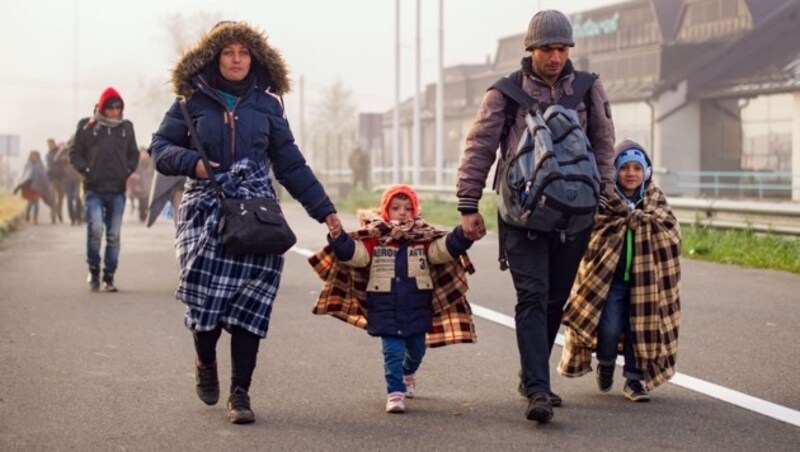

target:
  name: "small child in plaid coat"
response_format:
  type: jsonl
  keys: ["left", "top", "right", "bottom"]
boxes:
{"left": 559, "top": 140, "right": 681, "bottom": 401}
{"left": 327, "top": 184, "right": 474, "bottom": 413}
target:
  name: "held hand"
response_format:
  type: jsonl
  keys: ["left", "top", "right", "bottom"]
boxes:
{"left": 324, "top": 213, "right": 343, "bottom": 238}
{"left": 461, "top": 213, "right": 486, "bottom": 241}
{"left": 195, "top": 159, "right": 220, "bottom": 179}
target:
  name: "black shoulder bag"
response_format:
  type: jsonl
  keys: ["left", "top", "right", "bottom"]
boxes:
{"left": 177, "top": 99, "right": 297, "bottom": 256}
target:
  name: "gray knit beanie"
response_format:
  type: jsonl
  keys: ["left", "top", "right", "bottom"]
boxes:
{"left": 524, "top": 9, "right": 574, "bottom": 50}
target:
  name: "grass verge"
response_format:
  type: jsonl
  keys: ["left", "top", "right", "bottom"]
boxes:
{"left": 682, "top": 224, "right": 800, "bottom": 274}
{"left": 0, "top": 193, "right": 26, "bottom": 238}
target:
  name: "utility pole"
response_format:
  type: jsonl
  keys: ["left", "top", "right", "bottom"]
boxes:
{"left": 393, "top": 0, "right": 401, "bottom": 184}
{"left": 73, "top": 0, "right": 80, "bottom": 120}
{"left": 299, "top": 75, "right": 310, "bottom": 166}
{"left": 412, "top": 0, "right": 422, "bottom": 185}
{"left": 435, "top": 0, "right": 444, "bottom": 187}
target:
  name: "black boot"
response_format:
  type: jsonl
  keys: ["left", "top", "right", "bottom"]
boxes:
{"left": 597, "top": 364, "right": 615, "bottom": 392}
{"left": 87, "top": 267, "right": 100, "bottom": 292}
{"left": 227, "top": 387, "right": 255, "bottom": 424}
{"left": 517, "top": 370, "right": 562, "bottom": 407}
{"left": 525, "top": 392, "right": 554, "bottom": 424}
{"left": 195, "top": 360, "right": 220, "bottom": 405}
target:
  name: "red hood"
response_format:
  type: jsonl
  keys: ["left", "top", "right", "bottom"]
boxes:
{"left": 380, "top": 184, "right": 420, "bottom": 221}
{"left": 96, "top": 86, "right": 124, "bottom": 114}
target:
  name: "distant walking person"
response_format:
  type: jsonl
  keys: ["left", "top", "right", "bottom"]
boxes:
{"left": 126, "top": 148, "right": 154, "bottom": 223}
{"left": 149, "top": 21, "right": 341, "bottom": 425}
{"left": 455, "top": 10, "right": 616, "bottom": 423}
{"left": 45, "top": 138, "right": 67, "bottom": 224}
{"left": 69, "top": 87, "right": 139, "bottom": 292}
{"left": 61, "top": 135, "right": 84, "bottom": 226}
{"left": 348, "top": 145, "right": 369, "bottom": 191}
{"left": 559, "top": 140, "right": 681, "bottom": 401}
{"left": 14, "top": 150, "right": 52, "bottom": 225}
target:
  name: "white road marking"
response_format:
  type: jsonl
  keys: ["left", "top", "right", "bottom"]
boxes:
{"left": 291, "top": 246, "right": 800, "bottom": 427}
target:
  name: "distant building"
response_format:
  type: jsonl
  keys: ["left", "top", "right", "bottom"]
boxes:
{"left": 368, "top": 0, "right": 800, "bottom": 199}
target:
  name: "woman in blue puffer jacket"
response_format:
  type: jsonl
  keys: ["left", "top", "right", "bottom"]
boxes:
{"left": 149, "top": 21, "right": 341, "bottom": 425}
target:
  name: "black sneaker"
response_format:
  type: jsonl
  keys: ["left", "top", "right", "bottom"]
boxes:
{"left": 195, "top": 360, "right": 219, "bottom": 405}
{"left": 87, "top": 268, "right": 100, "bottom": 292}
{"left": 517, "top": 372, "right": 562, "bottom": 407}
{"left": 548, "top": 391, "right": 562, "bottom": 407}
{"left": 517, "top": 372, "right": 527, "bottom": 398}
{"left": 525, "top": 392, "right": 554, "bottom": 424}
{"left": 596, "top": 364, "right": 614, "bottom": 392}
{"left": 623, "top": 380, "right": 650, "bottom": 402}
{"left": 103, "top": 282, "right": 117, "bottom": 292}
{"left": 102, "top": 275, "right": 118, "bottom": 293}
{"left": 227, "top": 387, "right": 255, "bottom": 424}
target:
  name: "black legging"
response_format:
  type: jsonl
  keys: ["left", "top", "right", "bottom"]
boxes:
{"left": 193, "top": 325, "right": 261, "bottom": 392}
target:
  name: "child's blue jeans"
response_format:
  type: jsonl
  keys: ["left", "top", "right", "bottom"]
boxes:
{"left": 381, "top": 334, "right": 426, "bottom": 394}
{"left": 596, "top": 280, "right": 644, "bottom": 381}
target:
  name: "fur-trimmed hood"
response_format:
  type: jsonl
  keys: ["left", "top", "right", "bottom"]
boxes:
{"left": 171, "top": 21, "right": 290, "bottom": 98}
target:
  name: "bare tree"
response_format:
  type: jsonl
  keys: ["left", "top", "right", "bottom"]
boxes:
{"left": 309, "top": 79, "right": 358, "bottom": 182}
{"left": 160, "top": 12, "right": 223, "bottom": 57}
{"left": 135, "top": 12, "right": 223, "bottom": 133}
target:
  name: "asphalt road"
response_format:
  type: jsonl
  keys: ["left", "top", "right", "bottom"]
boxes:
{"left": 1, "top": 202, "right": 798, "bottom": 451}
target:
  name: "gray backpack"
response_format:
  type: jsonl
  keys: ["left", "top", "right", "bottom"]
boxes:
{"left": 492, "top": 72, "right": 601, "bottom": 239}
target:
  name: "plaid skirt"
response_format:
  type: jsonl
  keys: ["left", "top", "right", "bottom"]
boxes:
{"left": 174, "top": 159, "right": 284, "bottom": 338}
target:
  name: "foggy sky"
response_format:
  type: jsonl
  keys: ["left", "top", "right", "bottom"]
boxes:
{"left": 0, "top": 0, "right": 623, "bottom": 174}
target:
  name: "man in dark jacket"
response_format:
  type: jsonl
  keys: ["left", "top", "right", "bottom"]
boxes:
{"left": 70, "top": 87, "right": 139, "bottom": 292}
{"left": 455, "top": 9, "right": 616, "bottom": 424}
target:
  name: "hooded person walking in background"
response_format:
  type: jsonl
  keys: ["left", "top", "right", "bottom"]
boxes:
{"left": 149, "top": 21, "right": 341, "bottom": 425}
{"left": 69, "top": 87, "right": 140, "bottom": 292}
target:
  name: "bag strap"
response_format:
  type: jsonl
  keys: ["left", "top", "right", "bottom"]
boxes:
{"left": 493, "top": 70, "right": 598, "bottom": 156}
{"left": 491, "top": 70, "right": 538, "bottom": 160}
{"left": 557, "top": 71, "right": 597, "bottom": 110}
{"left": 177, "top": 98, "right": 226, "bottom": 199}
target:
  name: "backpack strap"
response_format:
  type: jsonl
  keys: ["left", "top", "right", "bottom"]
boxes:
{"left": 557, "top": 71, "right": 597, "bottom": 109}
{"left": 491, "top": 70, "right": 538, "bottom": 160}
{"left": 558, "top": 71, "right": 598, "bottom": 145}
{"left": 490, "top": 70, "right": 534, "bottom": 271}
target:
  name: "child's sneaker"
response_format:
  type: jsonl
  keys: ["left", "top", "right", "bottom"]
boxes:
{"left": 385, "top": 392, "right": 405, "bottom": 413}
{"left": 403, "top": 374, "right": 416, "bottom": 398}
{"left": 623, "top": 380, "right": 650, "bottom": 402}
{"left": 596, "top": 363, "right": 614, "bottom": 392}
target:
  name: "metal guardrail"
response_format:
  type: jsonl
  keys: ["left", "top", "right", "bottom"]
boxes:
{"left": 375, "top": 184, "right": 800, "bottom": 235}
{"left": 669, "top": 198, "right": 800, "bottom": 235}
{"left": 656, "top": 170, "right": 797, "bottom": 200}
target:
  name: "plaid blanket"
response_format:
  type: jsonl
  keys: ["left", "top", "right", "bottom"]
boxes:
{"left": 308, "top": 217, "right": 477, "bottom": 348}
{"left": 558, "top": 183, "right": 681, "bottom": 390}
